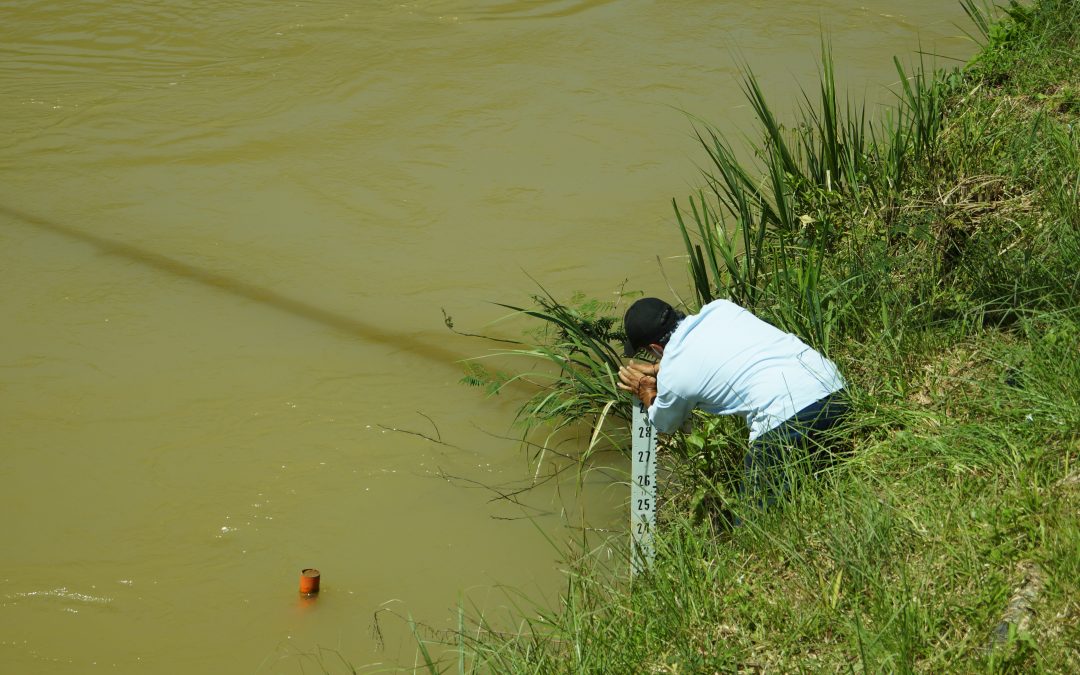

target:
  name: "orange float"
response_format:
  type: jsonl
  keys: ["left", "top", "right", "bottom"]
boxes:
{"left": 299, "top": 568, "right": 320, "bottom": 595}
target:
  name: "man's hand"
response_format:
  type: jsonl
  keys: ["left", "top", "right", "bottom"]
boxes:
{"left": 624, "top": 360, "right": 659, "bottom": 377}
{"left": 618, "top": 360, "right": 659, "bottom": 407}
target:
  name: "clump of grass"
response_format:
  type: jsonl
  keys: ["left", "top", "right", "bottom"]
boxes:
{"left": 453, "top": 289, "right": 633, "bottom": 460}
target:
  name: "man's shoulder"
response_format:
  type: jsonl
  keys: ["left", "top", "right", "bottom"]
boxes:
{"left": 678, "top": 299, "right": 744, "bottom": 335}
{"left": 695, "top": 298, "right": 745, "bottom": 322}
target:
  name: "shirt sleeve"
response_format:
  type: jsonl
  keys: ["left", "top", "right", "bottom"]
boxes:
{"left": 648, "top": 386, "right": 694, "bottom": 434}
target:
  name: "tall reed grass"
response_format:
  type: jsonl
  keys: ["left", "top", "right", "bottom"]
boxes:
{"left": 676, "top": 40, "right": 962, "bottom": 354}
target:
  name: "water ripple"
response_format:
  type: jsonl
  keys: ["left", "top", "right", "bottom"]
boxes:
{"left": 8, "top": 587, "right": 113, "bottom": 605}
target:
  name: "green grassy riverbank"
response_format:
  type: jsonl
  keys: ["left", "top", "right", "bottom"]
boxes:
{"left": 430, "top": 1, "right": 1079, "bottom": 671}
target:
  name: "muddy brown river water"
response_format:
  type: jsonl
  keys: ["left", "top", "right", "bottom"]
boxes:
{"left": 1, "top": 1, "right": 972, "bottom": 672}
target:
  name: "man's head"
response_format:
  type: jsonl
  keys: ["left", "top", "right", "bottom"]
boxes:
{"left": 622, "top": 297, "right": 685, "bottom": 357}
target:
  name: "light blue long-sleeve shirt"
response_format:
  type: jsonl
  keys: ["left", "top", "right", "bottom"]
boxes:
{"left": 648, "top": 299, "right": 845, "bottom": 440}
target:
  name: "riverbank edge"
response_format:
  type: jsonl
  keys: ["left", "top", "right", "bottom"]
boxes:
{"left": 431, "top": 1, "right": 1078, "bottom": 672}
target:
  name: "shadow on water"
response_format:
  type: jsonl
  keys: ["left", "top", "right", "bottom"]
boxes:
{"left": 465, "top": 0, "right": 619, "bottom": 21}
{"left": 1, "top": 204, "right": 475, "bottom": 368}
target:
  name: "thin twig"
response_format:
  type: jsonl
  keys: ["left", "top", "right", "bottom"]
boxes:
{"left": 442, "top": 308, "right": 522, "bottom": 345}
{"left": 414, "top": 410, "right": 442, "bottom": 442}
{"left": 377, "top": 424, "right": 462, "bottom": 450}
{"left": 435, "top": 468, "right": 555, "bottom": 513}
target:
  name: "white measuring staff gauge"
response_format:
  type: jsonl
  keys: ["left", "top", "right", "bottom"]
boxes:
{"left": 631, "top": 397, "right": 657, "bottom": 574}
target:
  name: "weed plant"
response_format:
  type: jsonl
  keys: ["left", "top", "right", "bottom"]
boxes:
{"left": 433, "top": 0, "right": 1079, "bottom": 671}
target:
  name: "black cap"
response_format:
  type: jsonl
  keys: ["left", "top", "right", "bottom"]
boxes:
{"left": 622, "top": 298, "right": 684, "bottom": 357}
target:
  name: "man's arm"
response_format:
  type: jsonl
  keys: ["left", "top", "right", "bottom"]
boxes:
{"left": 649, "top": 388, "right": 694, "bottom": 434}
{"left": 619, "top": 360, "right": 695, "bottom": 432}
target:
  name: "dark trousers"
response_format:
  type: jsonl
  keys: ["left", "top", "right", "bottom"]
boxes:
{"left": 741, "top": 390, "right": 850, "bottom": 506}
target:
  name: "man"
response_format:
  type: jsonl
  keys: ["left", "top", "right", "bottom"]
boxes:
{"left": 616, "top": 297, "right": 849, "bottom": 503}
